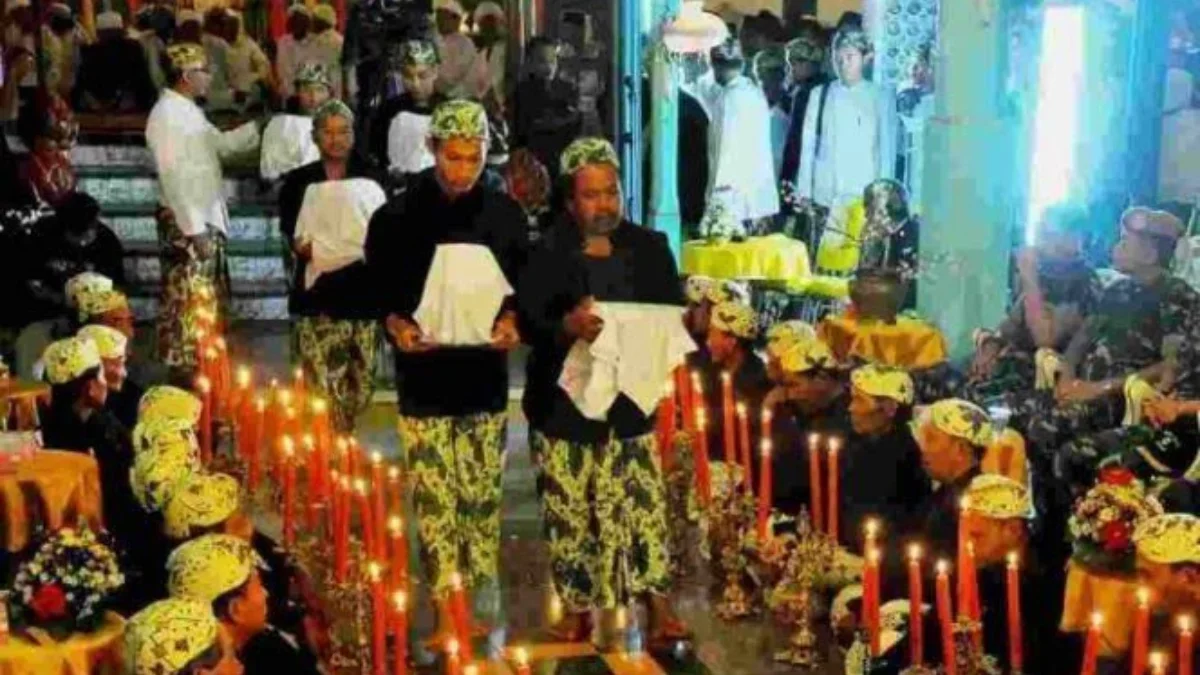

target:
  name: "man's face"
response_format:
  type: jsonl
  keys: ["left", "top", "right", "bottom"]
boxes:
{"left": 789, "top": 59, "right": 817, "bottom": 86}
{"left": 759, "top": 68, "right": 786, "bottom": 107}
{"left": 101, "top": 356, "right": 127, "bottom": 393}
{"left": 221, "top": 16, "right": 239, "bottom": 42}
{"left": 314, "top": 114, "right": 354, "bottom": 161}
{"left": 684, "top": 302, "right": 712, "bottom": 341}
{"left": 529, "top": 45, "right": 558, "bottom": 81}
{"left": 713, "top": 62, "right": 742, "bottom": 87}
{"left": 432, "top": 137, "right": 486, "bottom": 196}
{"left": 848, "top": 388, "right": 896, "bottom": 436}
{"left": 835, "top": 45, "right": 867, "bottom": 83}
{"left": 400, "top": 63, "right": 438, "bottom": 104}
{"left": 705, "top": 327, "right": 739, "bottom": 366}
{"left": 568, "top": 164, "right": 623, "bottom": 237}
{"left": 287, "top": 13, "right": 309, "bottom": 38}
{"left": 435, "top": 9, "right": 461, "bottom": 35}
{"left": 781, "top": 371, "right": 834, "bottom": 409}
{"left": 296, "top": 82, "right": 330, "bottom": 113}
{"left": 1112, "top": 226, "right": 1160, "bottom": 274}
{"left": 918, "top": 426, "right": 969, "bottom": 482}
{"left": 85, "top": 370, "right": 109, "bottom": 408}
{"left": 99, "top": 308, "right": 135, "bottom": 339}
{"left": 229, "top": 571, "right": 269, "bottom": 636}
{"left": 965, "top": 516, "right": 1025, "bottom": 567}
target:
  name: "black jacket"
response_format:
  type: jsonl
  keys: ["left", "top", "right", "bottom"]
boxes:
{"left": 364, "top": 169, "right": 527, "bottom": 417}
{"left": 768, "top": 393, "right": 853, "bottom": 521}
{"left": 518, "top": 218, "right": 684, "bottom": 444}
{"left": 240, "top": 626, "right": 322, "bottom": 675}
{"left": 106, "top": 379, "right": 145, "bottom": 431}
{"left": 697, "top": 352, "right": 772, "bottom": 466}
{"left": 837, "top": 422, "right": 932, "bottom": 552}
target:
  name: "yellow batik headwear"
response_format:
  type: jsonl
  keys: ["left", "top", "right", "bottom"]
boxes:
{"left": 779, "top": 337, "right": 837, "bottom": 374}
{"left": 131, "top": 437, "right": 200, "bottom": 513}
{"left": 766, "top": 320, "right": 817, "bottom": 358}
{"left": 64, "top": 272, "right": 112, "bottom": 308}
{"left": 928, "top": 398, "right": 995, "bottom": 448}
{"left": 396, "top": 38, "right": 438, "bottom": 67}
{"left": 78, "top": 288, "right": 129, "bottom": 322}
{"left": 311, "top": 2, "right": 336, "bottom": 26}
{"left": 709, "top": 301, "right": 758, "bottom": 340}
{"left": 133, "top": 417, "right": 199, "bottom": 460}
{"left": 166, "top": 42, "right": 207, "bottom": 71}
{"left": 684, "top": 275, "right": 715, "bottom": 304}
{"left": 963, "top": 474, "right": 1032, "bottom": 520}
{"left": 42, "top": 336, "right": 102, "bottom": 385}
{"left": 139, "top": 385, "right": 203, "bottom": 425}
{"left": 163, "top": 473, "right": 241, "bottom": 539}
{"left": 1134, "top": 513, "right": 1200, "bottom": 565}
{"left": 124, "top": 598, "right": 219, "bottom": 675}
{"left": 705, "top": 279, "right": 750, "bottom": 305}
{"left": 76, "top": 324, "right": 127, "bottom": 360}
{"left": 850, "top": 364, "right": 914, "bottom": 405}
{"left": 429, "top": 99, "right": 488, "bottom": 141}
{"left": 167, "top": 534, "right": 258, "bottom": 604}
{"left": 560, "top": 137, "right": 620, "bottom": 176}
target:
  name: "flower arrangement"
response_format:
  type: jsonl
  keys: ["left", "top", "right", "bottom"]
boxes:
{"left": 698, "top": 187, "right": 747, "bottom": 242}
{"left": 8, "top": 527, "right": 124, "bottom": 639}
{"left": 1068, "top": 467, "right": 1164, "bottom": 574}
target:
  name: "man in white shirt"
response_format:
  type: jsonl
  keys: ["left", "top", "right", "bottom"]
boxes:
{"left": 145, "top": 42, "right": 260, "bottom": 341}
{"left": 276, "top": 4, "right": 313, "bottom": 100}
{"left": 472, "top": 1, "right": 506, "bottom": 105}
{"left": 796, "top": 26, "right": 897, "bottom": 216}
{"left": 433, "top": 0, "right": 485, "bottom": 99}
{"left": 688, "top": 39, "right": 780, "bottom": 228}
{"left": 307, "top": 4, "right": 344, "bottom": 99}
{"left": 224, "top": 10, "right": 273, "bottom": 109}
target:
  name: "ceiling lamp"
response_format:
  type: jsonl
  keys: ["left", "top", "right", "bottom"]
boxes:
{"left": 662, "top": 1, "right": 729, "bottom": 55}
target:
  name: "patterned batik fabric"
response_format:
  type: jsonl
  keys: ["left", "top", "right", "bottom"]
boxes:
{"left": 155, "top": 217, "right": 230, "bottom": 371}
{"left": 535, "top": 432, "right": 671, "bottom": 611}
{"left": 398, "top": 412, "right": 507, "bottom": 594}
{"left": 294, "top": 317, "right": 379, "bottom": 432}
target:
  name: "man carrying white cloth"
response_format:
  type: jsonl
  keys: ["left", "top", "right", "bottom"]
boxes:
{"left": 364, "top": 99, "right": 526, "bottom": 644}
{"left": 517, "top": 138, "right": 690, "bottom": 646}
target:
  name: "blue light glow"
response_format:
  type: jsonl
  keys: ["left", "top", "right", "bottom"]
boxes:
{"left": 1026, "top": 5, "right": 1086, "bottom": 245}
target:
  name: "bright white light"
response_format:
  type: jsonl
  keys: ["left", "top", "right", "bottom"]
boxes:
{"left": 1026, "top": 6, "right": 1086, "bottom": 245}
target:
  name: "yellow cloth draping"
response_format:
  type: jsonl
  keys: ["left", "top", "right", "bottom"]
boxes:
{"left": 0, "top": 612, "right": 125, "bottom": 675}
{"left": 1, "top": 380, "right": 51, "bottom": 431}
{"left": 0, "top": 451, "right": 104, "bottom": 553}
{"left": 982, "top": 429, "right": 1029, "bottom": 487}
{"left": 1060, "top": 561, "right": 1137, "bottom": 657}
{"left": 681, "top": 235, "right": 812, "bottom": 291}
{"left": 817, "top": 315, "right": 948, "bottom": 369}
{"left": 813, "top": 199, "right": 866, "bottom": 273}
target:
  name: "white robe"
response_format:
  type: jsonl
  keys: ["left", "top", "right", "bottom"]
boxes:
{"left": 386, "top": 111, "right": 435, "bottom": 175}
{"left": 276, "top": 34, "right": 316, "bottom": 98}
{"left": 145, "top": 89, "right": 260, "bottom": 236}
{"left": 434, "top": 32, "right": 488, "bottom": 99}
{"left": 260, "top": 114, "right": 319, "bottom": 182}
{"left": 689, "top": 73, "right": 780, "bottom": 222}
{"left": 796, "top": 79, "right": 898, "bottom": 210}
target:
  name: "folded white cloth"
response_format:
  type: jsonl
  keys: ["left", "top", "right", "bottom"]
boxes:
{"left": 558, "top": 302, "right": 696, "bottom": 420}
{"left": 414, "top": 243, "right": 514, "bottom": 345}
{"left": 259, "top": 114, "right": 319, "bottom": 181}
{"left": 387, "top": 111, "right": 436, "bottom": 175}
{"left": 294, "top": 178, "right": 387, "bottom": 289}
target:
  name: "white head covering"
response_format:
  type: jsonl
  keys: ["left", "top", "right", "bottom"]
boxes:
{"left": 176, "top": 9, "right": 200, "bottom": 26}
{"left": 434, "top": 0, "right": 465, "bottom": 17}
{"left": 96, "top": 10, "right": 123, "bottom": 31}
{"left": 473, "top": 1, "right": 504, "bottom": 23}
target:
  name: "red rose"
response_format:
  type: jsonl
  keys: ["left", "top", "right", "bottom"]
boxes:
{"left": 1099, "top": 520, "right": 1133, "bottom": 552}
{"left": 29, "top": 583, "right": 68, "bottom": 621}
{"left": 1098, "top": 466, "right": 1135, "bottom": 487}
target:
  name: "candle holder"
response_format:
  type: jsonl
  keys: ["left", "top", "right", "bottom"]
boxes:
{"left": 770, "top": 512, "right": 835, "bottom": 668}
{"left": 951, "top": 617, "right": 1001, "bottom": 675}
{"left": 709, "top": 463, "right": 759, "bottom": 619}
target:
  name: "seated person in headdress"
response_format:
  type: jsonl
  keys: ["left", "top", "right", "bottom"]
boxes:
{"left": 123, "top": 598, "right": 244, "bottom": 675}
{"left": 15, "top": 92, "right": 78, "bottom": 207}
{"left": 167, "top": 534, "right": 322, "bottom": 674}
{"left": 681, "top": 275, "right": 750, "bottom": 367}
{"left": 78, "top": 324, "right": 143, "bottom": 430}
{"left": 223, "top": 10, "right": 273, "bottom": 111}
{"left": 697, "top": 300, "right": 771, "bottom": 465}
{"left": 763, "top": 319, "right": 816, "bottom": 384}
{"left": 260, "top": 63, "right": 330, "bottom": 183}
{"left": 74, "top": 11, "right": 157, "bottom": 113}
{"left": 838, "top": 364, "right": 930, "bottom": 552}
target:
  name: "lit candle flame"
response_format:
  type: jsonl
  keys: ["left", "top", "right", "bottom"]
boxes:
{"left": 354, "top": 478, "right": 367, "bottom": 495}
{"left": 514, "top": 646, "right": 530, "bottom": 666}
{"left": 280, "top": 436, "right": 295, "bottom": 458}
{"left": 463, "top": 665, "right": 479, "bottom": 675}
{"left": 807, "top": 433, "right": 819, "bottom": 449}
{"left": 1148, "top": 652, "right": 1165, "bottom": 674}
{"left": 721, "top": 371, "right": 731, "bottom": 384}
{"left": 195, "top": 375, "right": 211, "bottom": 393}
{"left": 736, "top": 402, "right": 746, "bottom": 417}
{"left": 371, "top": 451, "right": 382, "bottom": 465}
{"left": 762, "top": 408, "right": 772, "bottom": 423}
{"left": 293, "top": 368, "right": 304, "bottom": 382}
{"left": 447, "top": 638, "right": 459, "bottom": 657}
{"left": 697, "top": 408, "right": 707, "bottom": 427}
{"left": 236, "top": 367, "right": 250, "bottom": 388}
{"left": 1090, "top": 612, "right": 1104, "bottom": 629}
{"left": 908, "top": 544, "right": 921, "bottom": 561}
{"left": 388, "top": 515, "right": 403, "bottom": 534}
{"left": 388, "top": 466, "right": 400, "bottom": 481}
{"left": 936, "top": 559, "right": 949, "bottom": 575}
{"left": 393, "top": 590, "right": 407, "bottom": 612}
{"left": 867, "top": 548, "right": 881, "bottom": 564}
{"left": 311, "top": 397, "right": 327, "bottom": 414}
{"left": 864, "top": 519, "right": 879, "bottom": 540}
{"left": 1007, "top": 551, "right": 1019, "bottom": 569}
{"left": 367, "top": 561, "right": 381, "bottom": 581}
{"left": 615, "top": 607, "right": 627, "bottom": 630}
{"left": 278, "top": 390, "right": 292, "bottom": 406}
{"left": 255, "top": 396, "right": 265, "bottom": 411}
{"left": 214, "top": 337, "right": 227, "bottom": 350}
{"left": 1137, "top": 587, "right": 1150, "bottom": 607}
{"left": 336, "top": 436, "right": 348, "bottom": 452}
{"left": 450, "top": 571, "right": 463, "bottom": 589}
{"left": 205, "top": 346, "right": 218, "bottom": 360}
{"left": 1180, "top": 615, "right": 1193, "bottom": 634}
{"left": 828, "top": 437, "right": 839, "bottom": 453}
{"left": 302, "top": 434, "right": 315, "bottom": 449}
{"left": 960, "top": 495, "right": 972, "bottom": 511}
{"left": 761, "top": 438, "right": 772, "bottom": 458}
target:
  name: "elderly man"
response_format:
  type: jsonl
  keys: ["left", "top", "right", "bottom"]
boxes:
{"left": 279, "top": 100, "right": 384, "bottom": 433}
{"left": 364, "top": 100, "right": 526, "bottom": 643}
{"left": 145, "top": 43, "right": 260, "bottom": 375}
{"left": 518, "top": 137, "right": 689, "bottom": 646}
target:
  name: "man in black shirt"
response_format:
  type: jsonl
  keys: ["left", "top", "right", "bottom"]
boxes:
{"left": 364, "top": 99, "right": 526, "bottom": 643}
{"left": 73, "top": 11, "right": 157, "bottom": 112}
{"left": 778, "top": 34, "right": 828, "bottom": 211}
{"left": 512, "top": 37, "right": 580, "bottom": 180}
{"left": 518, "top": 137, "right": 688, "bottom": 646}
{"left": 77, "top": 324, "right": 143, "bottom": 429}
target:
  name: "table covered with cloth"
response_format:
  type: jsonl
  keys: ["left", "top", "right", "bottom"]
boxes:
{"left": 817, "top": 315, "right": 948, "bottom": 369}
{"left": 1059, "top": 560, "right": 1138, "bottom": 657}
{"left": 1, "top": 380, "right": 51, "bottom": 431}
{"left": 681, "top": 235, "right": 812, "bottom": 291}
{"left": 0, "top": 450, "right": 104, "bottom": 552}
{"left": 0, "top": 611, "right": 125, "bottom": 675}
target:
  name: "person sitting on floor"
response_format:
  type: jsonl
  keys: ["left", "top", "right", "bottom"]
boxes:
{"left": 74, "top": 10, "right": 157, "bottom": 112}
{"left": 78, "top": 323, "right": 143, "bottom": 429}
{"left": 123, "top": 598, "right": 243, "bottom": 675}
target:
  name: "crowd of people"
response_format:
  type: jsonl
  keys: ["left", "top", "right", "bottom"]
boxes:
{"left": 0, "top": 4, "right": 1197, "bottom": 675}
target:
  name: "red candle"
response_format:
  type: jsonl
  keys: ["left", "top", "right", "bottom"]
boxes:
{"left": 957, "top": 498, "right": 981, "bottom": 629}
{"left": 195, "top": 375, "right": 213, "bottom": 465}
{"left": 355, "top": 479, "right": 376, "bottom": 558}
{"left": 807, "top": 434, "right": 823, "bottom": 531}
{"left": 293, "top": 367, "right": 307, "bottom": 404}
{"left": 335, "top": 475, "right": 351, "bottom": 582}
{"left": 448, "top": 572, "right": 474, "bottom": 662}
{"left": 908, "top": 545, "right": 924, "bottom": 666}
{"left": 233, "top": 366, "right": 251, "bottom": 439}
{"left": 512, "top": 646, "right": 531, "bottom": 675}
{"left": 281, "top": 437, "right": 296, "bottom": 547}
{"left": 203, "top": 347, "right": 221, "bottom": 417}
{"left": 194, "top": 328, "right": 209, "bottom": 381}
{"left": 388, "top": 516, "right": 406, "bottom": 590}
{"left": 864, "top": 519, "right": 879, "bottom": 552}
{"left": 965, "top": 541, "right": 982, "bottom": 651}
{"left": 213, "top": 338, "right": 231, "bottom": 418}
{"left": 371, "top": 452, "right": 387, "bottom": 562}
{"left": 311, "top": 398, "right": 331, "bottom": 500}
{"left": 247, "top": 396, "right": 265, "bottom": 490}
{"left": 388, "top": 466, "right": 402, "bottom": 518}
{"left": 445, "top": 639, "right": 463, "bottom": 675}
{"left": 368, "top": 562, "right": 386, "bottom": 675}
{"left": 865, "top": 547, "right": 881, "bottom": 656}
{"left": 1179, "top": 616, "right": 1194, "bottom": 675}
{"left": 1132, "top": 587, "right": 1151, "bottom": 675}
{"left": 826, "top": 437, "right": 839, "bottom": 542}
{"left": 687, "top": 370, "right": 701, "bottom": 434}
{"left": 720, "top": 372, "right": 735, "bottom": 466}
{"left": 391, "top": 591, "right": 408, "bottom": 675}
{"left": 1081, "top": 613, "right": 1103, "bottom": 675}
{"left": 262, "top": 382, "right": 280, "bottom": 474}
{"left": 756, "top": 439, "right": 772, "bottom": 541}
{"left": 302, "top": 435, "right": 318, "bottom": 529}
{"left": 1006, "top": 552, "right": 1022, "bottom": 673}
{"left": 759, "top": 408, "right": 772, "bottom": 480}
{"left": 694, "top": 407, "right": 711, "bottom": 503}
{"left": 736, "top": 403, "right": 752, "bottom": 491}
{"left": 936, "top": 560, "right": 956, "bottom": 675}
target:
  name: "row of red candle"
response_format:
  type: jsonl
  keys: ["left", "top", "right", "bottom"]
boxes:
{"left": 1080, "top": 611, "right": 1193, "bottom": 675}
{"left": 807, "top": 434, "right": 841, "bottom": 541}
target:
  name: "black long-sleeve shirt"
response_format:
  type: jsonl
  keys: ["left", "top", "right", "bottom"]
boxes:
{"left": 364, "top": 169, "right": 527, "bottom": 417}
{"left": 518, "top": 218, "right": 684, "bottom": 444}
{"left": 837, "top": 423, "right": 932, "bottom": 552}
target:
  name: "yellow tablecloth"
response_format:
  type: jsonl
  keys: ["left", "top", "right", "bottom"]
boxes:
{"left": 1, "top": 380, "right": 50, "bottom": 431}
{"left": 1060, "top": 560, "right": 1137, "bottom": 657}
{"left": 817, "top": 315, "right": 948, "bottom": 369}
{"left": 0, "top": 612, "right": 125, "bottom": 675}
{"left": 0, "top": 451, "right": 104, "bottom": 552}
{"left": 681, "top": 235, "right": 811, "bottom": 291}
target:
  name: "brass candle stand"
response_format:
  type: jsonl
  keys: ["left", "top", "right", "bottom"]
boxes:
{"left": 951, "top": 618, "right": 1000, "bottom": 675}
{"left": 708, "top": 463, "right": 759, "bottom": 620}
{"left": 770, "top": 512, "right": 835, "bottom": 668}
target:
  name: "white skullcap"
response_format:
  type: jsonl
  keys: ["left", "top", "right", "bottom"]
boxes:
{"left": 286, "top": 3, "right": 310, "bottom": 16}
{"left": 176, "top": 9, "right": 200, "bottom": 25}
{"left": 96, "top": 10, "right": 123, "bottom": 31}
{"left": 434, "top": 0, "right": 465, "bottom": 17}
{"left": 473, "top": 1, "right": 504, "bottom": 23}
